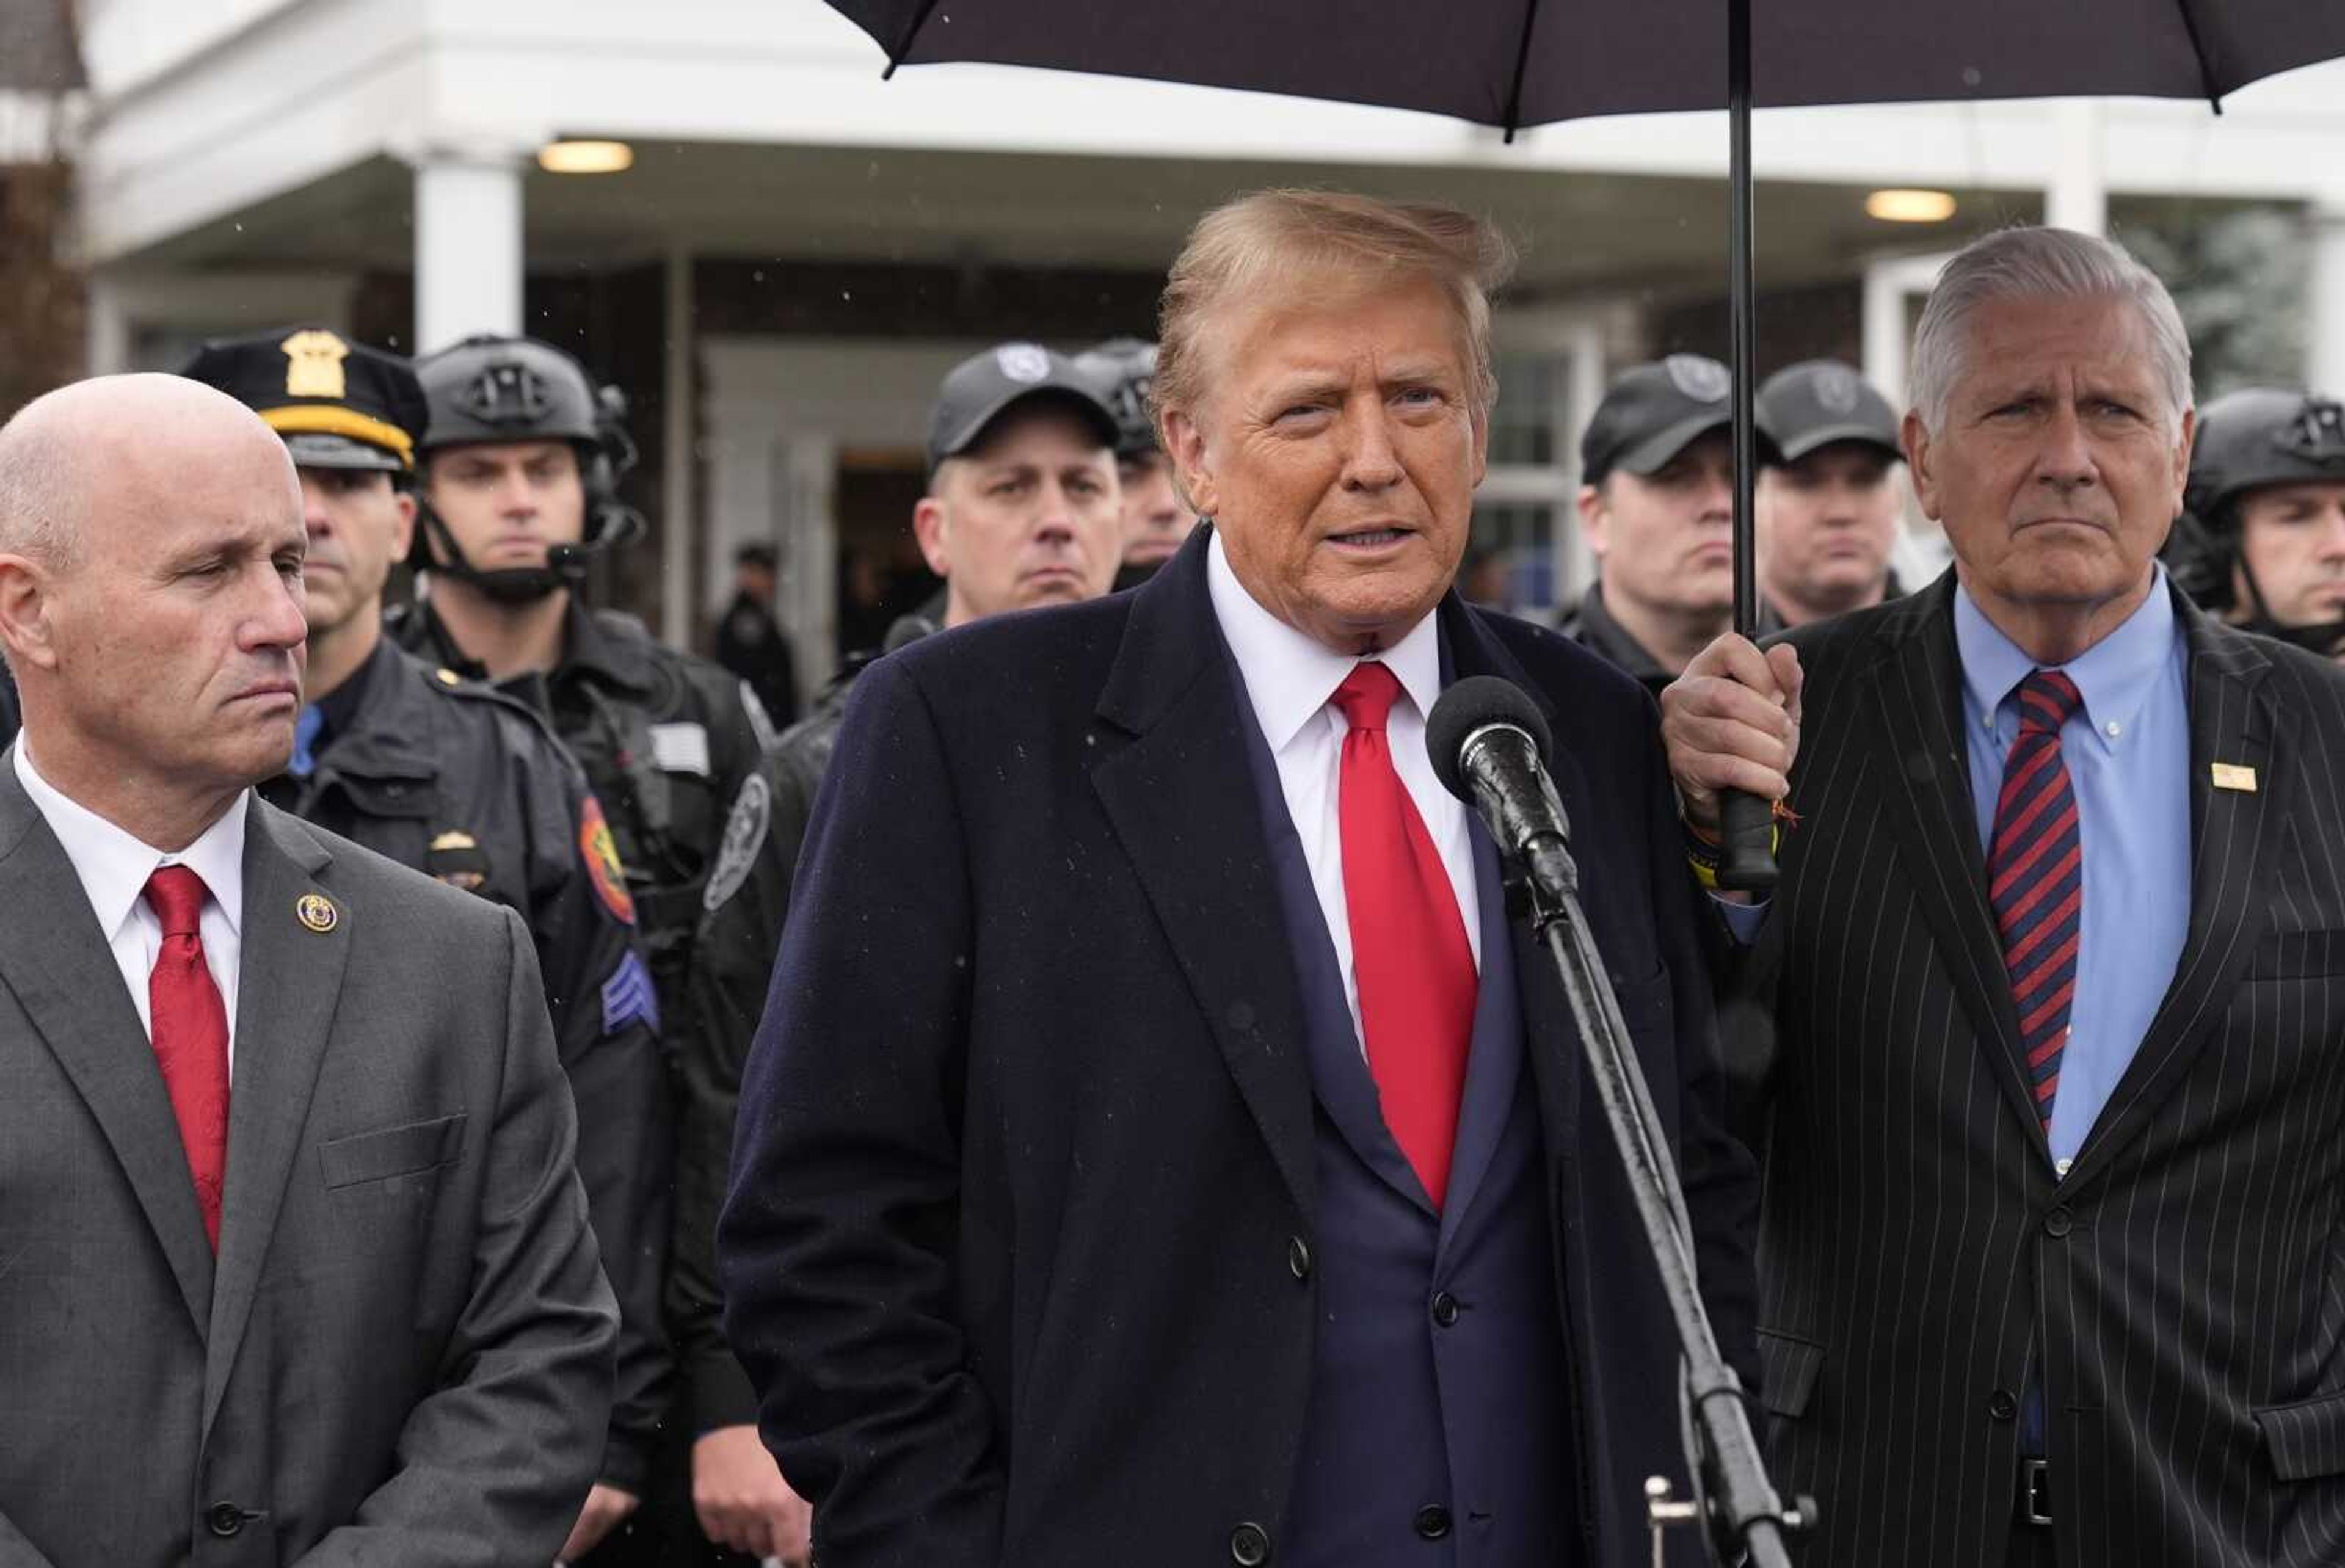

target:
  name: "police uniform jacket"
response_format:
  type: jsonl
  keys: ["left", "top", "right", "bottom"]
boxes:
{"left": 392, "top": 598, "right": 766, "bottom": 1020}
{"left": 675, "top": 614, "right": 931, "bottom": 1435}
{"left": 264, "top": 636, "right": 669, "bottom": 1493}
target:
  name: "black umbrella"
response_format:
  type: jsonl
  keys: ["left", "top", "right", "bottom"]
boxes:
{"left": 816, "top": 0, "right": 2345, "bottom": 885}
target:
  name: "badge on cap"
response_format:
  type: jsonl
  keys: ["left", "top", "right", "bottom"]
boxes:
{"left": 280, "top": 330, "right": 352, "bottom": 400}
{"left": 1813, "top": 363, "right": 1863, "bottom": 415}
{"left": 296, "top": 893, "right": 340, "bottom": 934}
{"left": 995, "top": 343, "right": 1052, "bottom": 385}
{"left": 1665, "top": 353, "right": 1731, "bottom": 404}
{"left": 2211, "top": 762, "right": 2258, "bottom": 793}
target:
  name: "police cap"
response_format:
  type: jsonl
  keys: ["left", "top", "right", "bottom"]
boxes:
{"left": 415, "top": 335, "right": 605, "bottom": 456}
{"left": 180, "top": 326, "right": 427, "bottom": 473}
{"left": 1072, "top": 336, "right": 1161, "bottom": 457}
{"left": 927, "top": 342, "right": 1119, "bottom": 474}
{"left": 1580, "top": 355, "right": 1772, "bottom": 485}
{"left": 2186, "top": 387, "right": 2345, "bottom": 531}
{"left": 1757, "top": 359, "right": 1902, "bottom": 465}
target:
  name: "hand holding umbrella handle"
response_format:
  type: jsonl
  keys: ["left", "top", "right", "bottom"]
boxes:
{"left": 1715, "top": 790, "right": 1778, "bottom": 893}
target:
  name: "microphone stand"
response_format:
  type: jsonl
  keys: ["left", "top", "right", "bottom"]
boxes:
{"left": 1500, "top": 791, "right": 1810, "bottom": 1567}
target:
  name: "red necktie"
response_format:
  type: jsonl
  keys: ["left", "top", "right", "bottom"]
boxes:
{"left": 1332, "top": 662, "right": 1477, "bottom": 1209}
{"left": 1987, "top": 669, "right": 2085, "bottom": 1130}
{"left": 144, "top": 866, "right": 230, "bottom": 1250}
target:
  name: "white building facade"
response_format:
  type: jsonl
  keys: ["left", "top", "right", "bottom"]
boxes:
{"left": 72, "top": 0, "right": 2345, "bottom": 689}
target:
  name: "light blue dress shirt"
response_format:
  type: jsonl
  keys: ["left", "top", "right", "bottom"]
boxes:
{"left": 1951, "top": 570, "right": 2192, "bottom": 1171}
{"left": 1719, "top": 570, "right": 2193, "bottom": 1171}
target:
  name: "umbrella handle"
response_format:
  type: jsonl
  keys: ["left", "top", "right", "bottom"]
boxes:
{"left": 1715, "top": 789, "right": 1778, "bottom": 893}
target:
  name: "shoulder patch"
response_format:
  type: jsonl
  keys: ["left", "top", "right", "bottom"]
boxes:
{"left": 577, "top": 795, "right": 638, "bottom": 925}
{"left": 600, "top": 949, "right": 661, "bottom": 1037}
{"left": 703, "top": 773, "right": 772, "bottom": 913}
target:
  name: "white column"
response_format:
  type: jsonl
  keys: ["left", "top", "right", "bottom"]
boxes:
{"left": 661, "top": 246, "right": 696, "bottom": 647}
{"left": 84, "top": 272, "right": 131, "bottom": 375}
{"left": 412, "top": 150, "right": 525, "bottom": 353}
{"left": 2046, "top": 101, "right": 2107, "bottom": 237}
{"left": 2309, "top": 202, "right": 2345, "bottom": 397}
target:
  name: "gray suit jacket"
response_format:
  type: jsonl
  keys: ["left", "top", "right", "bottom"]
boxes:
{"left": 0, "top": 761, "right": 618, "bottom": 1567}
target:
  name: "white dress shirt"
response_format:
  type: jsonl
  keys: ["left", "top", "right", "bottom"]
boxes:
{"left": 1205, "top": 530, "right": 1482, "bottom": 1053}
{"left": 13, "top": 740, "right": 247, "bottom": 1073}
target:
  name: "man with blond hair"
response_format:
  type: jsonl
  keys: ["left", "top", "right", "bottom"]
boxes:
{"left": 720, "top": 190, "right": 1757, "bottom": 1568}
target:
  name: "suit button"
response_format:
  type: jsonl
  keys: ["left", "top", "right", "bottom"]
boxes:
{"left": 1988, "top": 1389, "right": 2018, "bottom": 1421}
{"left": 206, "top": 1503, "right": 245, "bottom": 1537}
{"left": 1430, "top": 1290, "right": 1461, "bottom": 1327}
{"left": 1414, "top": 1504, "right": 1453, "bottom": 1540}
{"left": 1229, "top": 1520, "right": 1271, "bottom": 1564}
{"left": 1287, "top": 1236, "right": 1311, "bottom": 1282}
{"left": 2045, "top": 1207, "right": 2074, "bottom": 1238}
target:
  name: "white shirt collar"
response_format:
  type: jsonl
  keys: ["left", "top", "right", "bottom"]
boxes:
{"left": 1205, "top": 528, "right": 1443, "bottom": 750}
{"left": 13, "top": 739, "right": 249, "bottom": 942}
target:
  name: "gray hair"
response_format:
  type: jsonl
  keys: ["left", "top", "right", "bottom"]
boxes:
{"left": 1908, "top": 226, "right": 2192, "bottom": 435}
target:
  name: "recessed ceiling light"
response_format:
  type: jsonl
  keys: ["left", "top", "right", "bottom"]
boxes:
{"left": 539, "top": 140, "right": 634, "bottom": 175}
{"left": 1866, "top": 189, "right": 1957, "bottom": 223}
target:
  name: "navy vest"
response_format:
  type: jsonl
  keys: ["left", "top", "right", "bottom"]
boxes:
{"left": 1231, "top": 652, "right": 1578, "bottom": 1567}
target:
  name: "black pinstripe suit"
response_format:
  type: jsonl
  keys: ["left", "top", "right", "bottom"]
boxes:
{"left": 1737, "top": 572, "right": 2345, "bottom": 1568}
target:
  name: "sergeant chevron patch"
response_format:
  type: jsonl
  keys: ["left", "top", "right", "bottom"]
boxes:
{"left": 600, "top": 949, "right": 660, "bottom": 1037}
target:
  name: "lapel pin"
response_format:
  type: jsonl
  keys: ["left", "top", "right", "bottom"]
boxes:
{"left": 296, "top": 893, "right": 340, "bottom": 934}
{"left": 2211, "top": 763, "right": 2258, "bottom": 793}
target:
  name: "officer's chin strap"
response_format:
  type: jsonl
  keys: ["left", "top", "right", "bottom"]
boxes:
{"left": 416, "top": 502, "right": 647, "bottom": 605}
{"left": 2234, "top": 556, "right": 2345, "bottom": 657}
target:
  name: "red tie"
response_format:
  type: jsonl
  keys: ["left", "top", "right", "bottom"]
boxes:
{"left": 1332, "top": 662, "right": 1477, "bottom": 1209}
{"left": 144, "top": 866, "right": 230, "bottom": 1250}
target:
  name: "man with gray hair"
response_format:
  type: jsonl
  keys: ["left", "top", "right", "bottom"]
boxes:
{"left": 721, "top": 189, "right": 1757, "bottom": 1567}
{"left": 1663, "top": 225, "right": 2345, "bottom": 1567}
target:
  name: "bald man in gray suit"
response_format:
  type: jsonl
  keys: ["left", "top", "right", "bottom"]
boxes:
{"left": 0, "top": 376, "right": 616, "bottom": 1567}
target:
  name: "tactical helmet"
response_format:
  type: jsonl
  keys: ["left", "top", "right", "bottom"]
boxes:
{"left": 2172, "top": 386, "right": 2345, "bottom": 653}
{"left": 1072, "top": 336, "right": 1161, "bottom": 458}
{"left": 410, "top": 335, "right": 644, "bottom": 598}
{"left": 2185, "top": 387, "right": 2345, "bottom": 532}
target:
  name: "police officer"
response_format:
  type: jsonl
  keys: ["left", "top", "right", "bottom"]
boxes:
{"left": 1567, "top": 354, "right": 1774, "bottom": 693}
{"left": 1074, "top": 336, "right": 1195, "bottom": 586}
{"left": 2178, "top": 387, "right": 2345, "bottom": 659}
{"left": 675, "top": 344, "right": 1122, "bottom": 1564}
{"left": 1754, "top": 358, "right": 1908, "bottom": 626}
{"left": 713, "top": 542, "right": 799, "bottom": 728}
{"left": 389, "top": 333, "right": 763, "bottom": 1562}
{"left": 179, "top": 327, "right": 670, "bottom": 1562}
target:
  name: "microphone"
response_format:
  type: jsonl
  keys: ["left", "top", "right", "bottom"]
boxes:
{"left": 1425, "top": 676, "right": 1576, "bottom": 902}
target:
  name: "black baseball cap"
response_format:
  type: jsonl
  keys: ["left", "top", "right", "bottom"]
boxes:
{"left": 926, "top": 343, "right": 1120, "bottom": 474}
{"left": 1758, "top": 360, "right": 1902, "bottom": 465}
{"left": 1580, "top": 355, "right": 1762, "bottom": 485}
{"left": 180, "top": 325, "right": 427, "bottom": 473}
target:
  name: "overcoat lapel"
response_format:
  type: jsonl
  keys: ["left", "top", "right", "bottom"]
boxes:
{"left": 2062, "top": 606, "right": 2280, "bottom": 1192}
{"left": 1863, "top": 581, "right": 2052, "bottom": 1152}
{"left": 1091, "top": 533, "right": 1316, "bottom": 1216}
{"left": 204, "top": 800, "right": 348, "bottom": 1439}
{"left": 0, "top": 757, "right": 216, "bottom": 1330}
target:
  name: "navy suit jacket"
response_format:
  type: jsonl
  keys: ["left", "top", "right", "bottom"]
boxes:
{"left": 718, "top": 526, "right": 1759, "bottom": 1567}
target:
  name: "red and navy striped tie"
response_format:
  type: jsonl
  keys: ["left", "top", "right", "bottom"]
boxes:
{"left": 1988, "top": 669, "right": 2085, "bottom": 1129}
